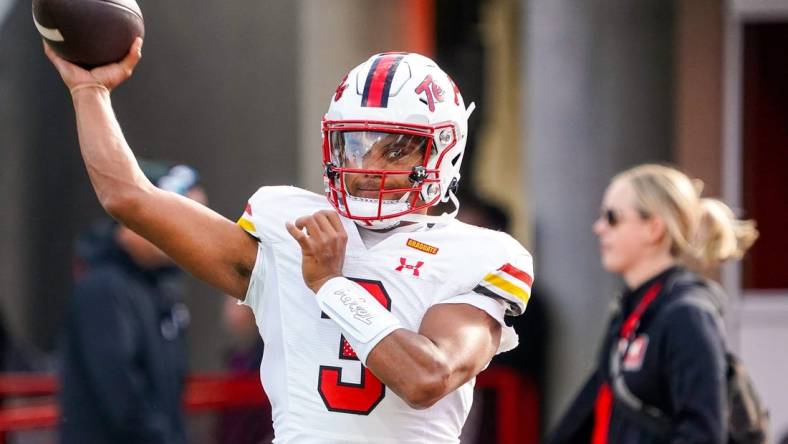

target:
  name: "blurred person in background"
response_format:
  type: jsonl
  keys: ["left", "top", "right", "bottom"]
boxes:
{"left": 216, "top": 297, "right": 272, "bottom": 444}
{"left": 43, "top": 41, "right": 535, "bottom": 443}
{"left": 458, "top": 194, "right": 548, "bottom": 391}
{"left": 0, "top": 312, "right": 45, "bottom": 373}
{"left": 547, "top": 164, "right": 758, "bottom": 444}
{"left": 59, "top": 161, "right": 205, "bottom": 444}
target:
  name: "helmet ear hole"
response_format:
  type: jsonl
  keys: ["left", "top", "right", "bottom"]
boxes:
{"left": 448, "top": 178, "right": 459, "bottom": 195}
{"left": 421, "top": 183, "right": 439, "bottom": 202}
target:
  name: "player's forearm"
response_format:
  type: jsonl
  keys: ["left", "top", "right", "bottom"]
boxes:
{"left": 365, "top": 330, "right": 464, "bottom": 409}
{"left": 72, "top": 88, "right": 152, "bottom": 217}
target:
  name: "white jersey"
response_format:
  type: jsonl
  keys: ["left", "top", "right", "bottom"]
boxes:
{"left": 237, "top": 186, "right": 534, "bottom": 443}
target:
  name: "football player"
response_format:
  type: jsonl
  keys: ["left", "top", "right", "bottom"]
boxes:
{"left": 45, "top": 39, "right": 534, "bottom": 443}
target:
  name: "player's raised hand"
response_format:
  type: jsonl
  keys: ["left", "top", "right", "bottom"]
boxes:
{"left": 43, "top": 37, "right": 143, "bottom": 93}
{"left": 286, "top": 210, "right": 348, "bottom": 293}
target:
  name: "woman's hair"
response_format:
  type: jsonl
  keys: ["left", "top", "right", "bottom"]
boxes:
{"left": 613, "top": 164, "right": 759, "bottom": 270}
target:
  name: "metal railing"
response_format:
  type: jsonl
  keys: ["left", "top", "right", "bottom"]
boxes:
{"left": 0, "top": 366, "right": 537, "bottom": 444}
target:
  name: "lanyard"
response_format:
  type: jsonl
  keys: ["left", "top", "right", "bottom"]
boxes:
{"left": 593, "top": 279, "right": 664, "bottom": 444}
{"left": 619, "top": 281, "right": 663, "bottom": 340}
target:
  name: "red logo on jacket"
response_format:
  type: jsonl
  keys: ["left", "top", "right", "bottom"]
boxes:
{"left": 622, "top": 335, "right": 649, "bottom": 371}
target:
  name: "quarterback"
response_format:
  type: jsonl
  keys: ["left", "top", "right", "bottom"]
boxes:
{"left": 44, "top": 39, "right": 534, "bottom": 443}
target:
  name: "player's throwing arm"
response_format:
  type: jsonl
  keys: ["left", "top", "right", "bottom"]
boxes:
{"left": 43, "top": 41, "right": 257, "bottom": 299}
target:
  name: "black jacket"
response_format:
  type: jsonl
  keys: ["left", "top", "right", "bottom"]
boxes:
{"left": 547, "top": 267, "right": 728, "bottom": 444}
{"left": 59, "top": 221, "right": 189, "bottom": 444}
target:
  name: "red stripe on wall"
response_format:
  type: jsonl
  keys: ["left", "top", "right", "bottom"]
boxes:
{"left": 404, "top": 0, "right": 435, "bottom": 58}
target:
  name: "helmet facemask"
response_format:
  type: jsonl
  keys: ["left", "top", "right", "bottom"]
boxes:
{"left": 323, "top": 120, "right": 457, "bottom": 229}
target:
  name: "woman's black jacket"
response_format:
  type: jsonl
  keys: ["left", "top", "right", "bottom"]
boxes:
{"left": 547, "top": 266, "right": 727, "bottom": 444}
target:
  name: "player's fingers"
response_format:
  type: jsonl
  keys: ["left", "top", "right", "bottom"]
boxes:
{"left": 42, "top": 39, "right": 55, "bottom": 59}
{"left": 43, "top": 40, "right": 68, "bottom": 71}
{"left": 285, "top": 222, "right": 311, "bottom": 251}
{"left": 293, "top": 215, "right": 310, "bottom": 231}
{"left": 323, "top": 210, "right": 346, "bottom": 234}
{"left": 130, "top": 37, "right": 143, "bottom": 60}
{"left": 294, "top": 216, "right": 325, "bottom": 244}
{"left": 314, "top": 211, "right": 347, "bottom": 250}
{"left": 118, "top": 37, "right": 143, "bottom": 75}
{"left": 313, "top": 211, "right": 338, "bottom": 236}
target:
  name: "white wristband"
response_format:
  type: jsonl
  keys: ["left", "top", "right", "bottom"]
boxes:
{"left": 315, "top": 277, "right": 401, "bottom": 364}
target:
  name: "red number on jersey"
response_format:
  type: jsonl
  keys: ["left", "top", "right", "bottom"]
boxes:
{"left": 318, "top": 278, "right": 391, "bottom": 415}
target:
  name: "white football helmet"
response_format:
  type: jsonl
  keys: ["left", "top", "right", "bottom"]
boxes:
{"left": 323, "top": 52, "right": 475, "bottom": 229}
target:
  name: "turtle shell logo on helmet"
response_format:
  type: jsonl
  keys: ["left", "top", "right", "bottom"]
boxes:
{"left": 322, "top": 52, "right": 475, "bottom": 229}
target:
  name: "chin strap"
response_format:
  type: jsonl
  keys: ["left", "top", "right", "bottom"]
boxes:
{"left": 339, "top": 178, "right": 461, "bottom": 228}
{"left": 397, "top": 191, "right": 460, "bottom": 225}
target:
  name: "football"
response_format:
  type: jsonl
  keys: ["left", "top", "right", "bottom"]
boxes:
{"left": 33, "top": 0, "right": 144, "bottom": 68}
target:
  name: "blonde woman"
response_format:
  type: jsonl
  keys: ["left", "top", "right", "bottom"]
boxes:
{"left": 547, "top": 164, "right": 758, "bottom": 444}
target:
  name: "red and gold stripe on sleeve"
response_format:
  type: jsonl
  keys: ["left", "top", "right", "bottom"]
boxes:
{"left": 237, "top": 203, "right": 258, "bottom": 237}
{"left": 474, "top": 263, "right": 533, "bottom": 309}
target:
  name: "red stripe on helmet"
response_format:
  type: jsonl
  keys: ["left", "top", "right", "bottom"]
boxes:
{"left": 362, "top": 54, "right": 404, "bottom": 108}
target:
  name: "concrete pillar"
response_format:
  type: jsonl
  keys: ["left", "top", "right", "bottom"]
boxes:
{"left": 524, "top": 0, "right": 674, "bottom": 425}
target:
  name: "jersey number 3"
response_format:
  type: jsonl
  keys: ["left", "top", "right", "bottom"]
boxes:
{"left": 318, "top": 278, "right": 391, "bottom": 415}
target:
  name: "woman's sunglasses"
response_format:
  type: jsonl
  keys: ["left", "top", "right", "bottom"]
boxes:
{"left": 601, "top": 208, "right": 622, "bottom": 227}
{"left": 600, "top": 207, "right": 650, "bottom": 227}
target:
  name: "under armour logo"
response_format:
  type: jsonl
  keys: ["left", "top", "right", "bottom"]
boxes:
{"left": 395, "top": 257, "right": 424, "bottom": 277}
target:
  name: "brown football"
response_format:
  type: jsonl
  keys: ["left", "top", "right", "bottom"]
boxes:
{"left": 33, "top": 0, "right": 144, "bottom": 68}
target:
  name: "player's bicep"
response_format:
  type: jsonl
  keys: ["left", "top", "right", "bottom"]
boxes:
{"left": 122, "top": 187, "right": 258, "bottom": 298}
{"left": 418, "top": 303, "right": 501, "bottom": 381}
